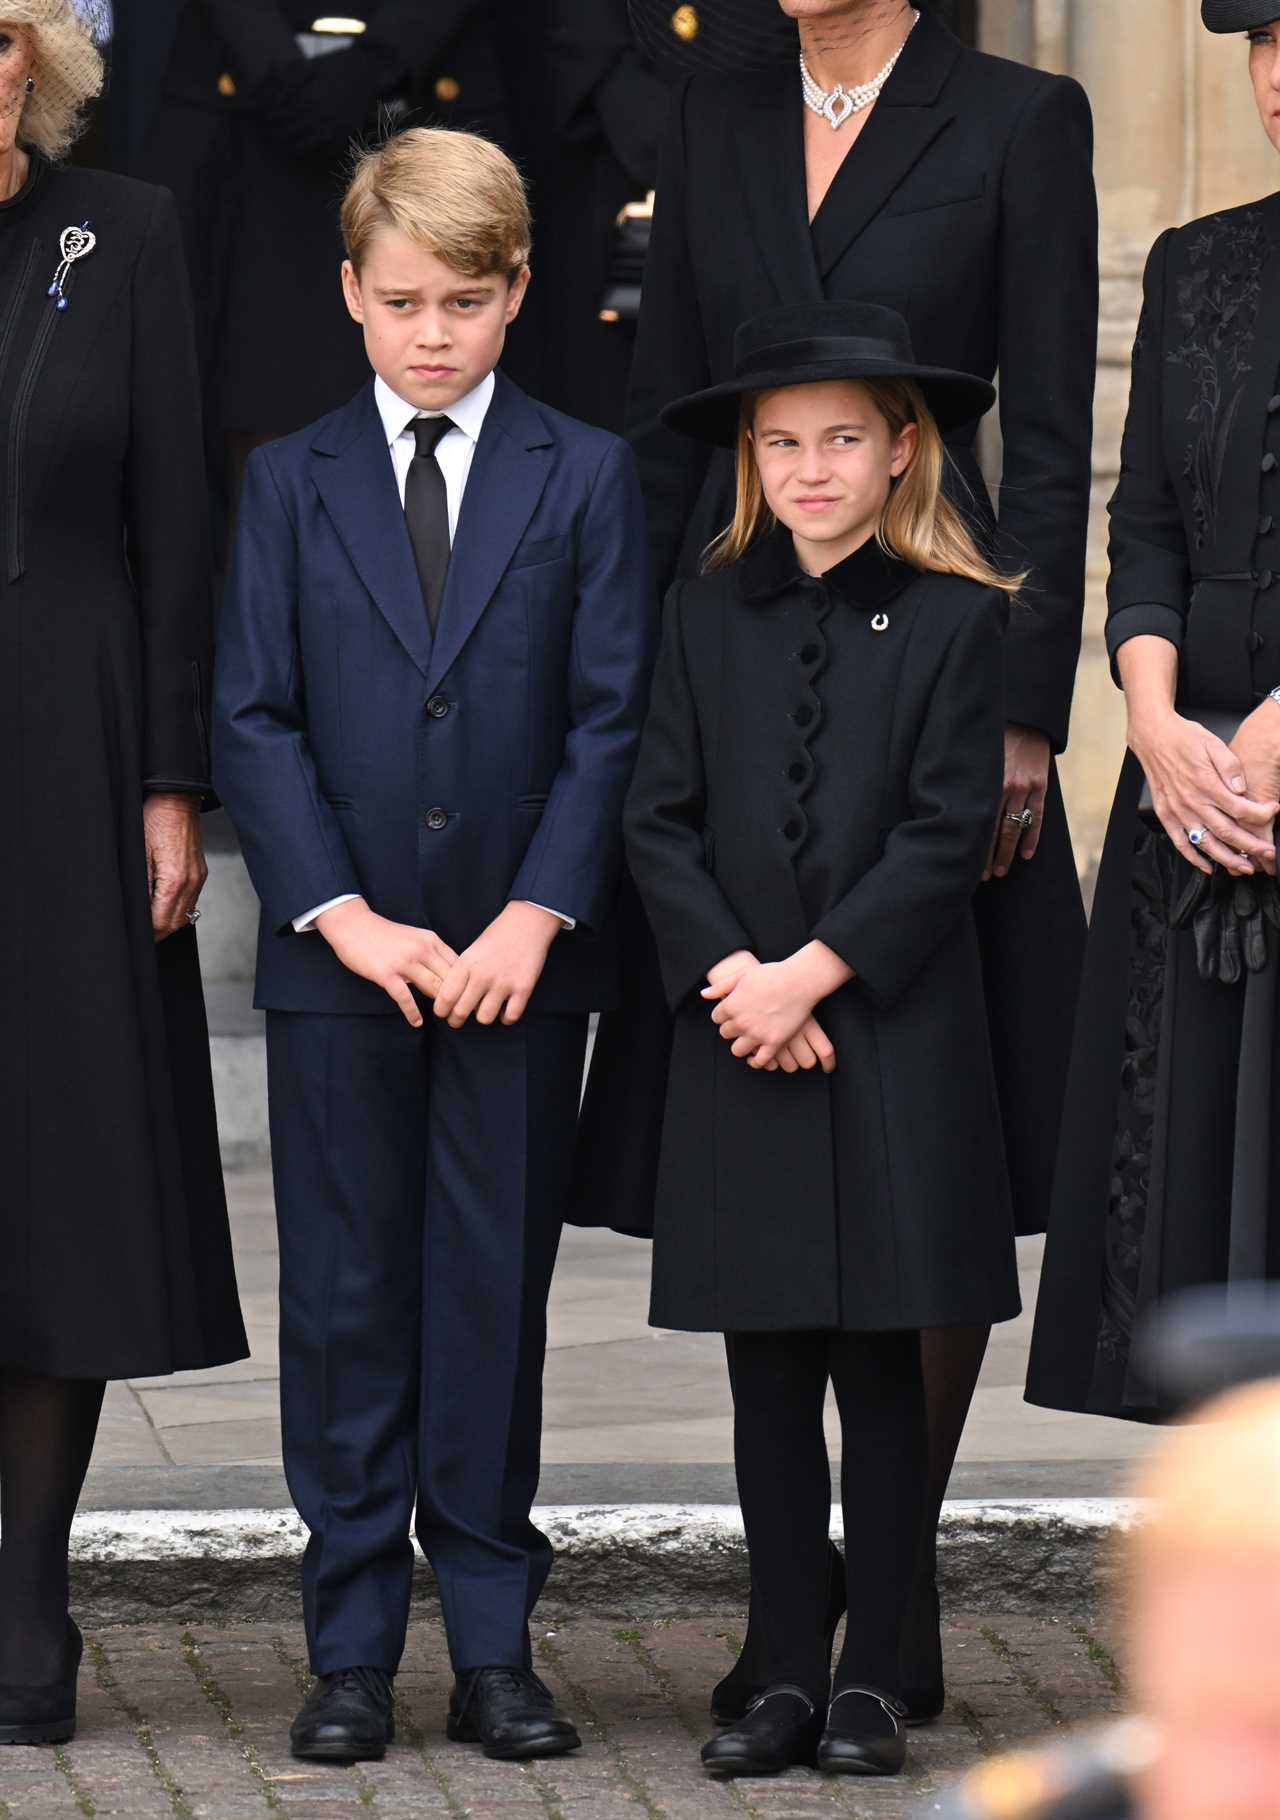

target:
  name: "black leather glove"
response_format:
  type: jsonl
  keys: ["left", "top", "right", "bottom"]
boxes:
{"left": 1169, "top": 863, "right": 1280, "bottom": 985}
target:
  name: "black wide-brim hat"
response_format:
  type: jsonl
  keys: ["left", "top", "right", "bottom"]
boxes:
{"left": 1202, "top": 1, "right": 1280, "bottom": 30}
{"left": 662, "top": 301, "right": 997, "bottom": 446}
{"left": 628, "top": 0, "right": 798, "bottom": 77}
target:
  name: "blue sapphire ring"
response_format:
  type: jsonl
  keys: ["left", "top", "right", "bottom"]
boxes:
{"left": 1187, "top": 825, "right": 1208, "bottom": 848}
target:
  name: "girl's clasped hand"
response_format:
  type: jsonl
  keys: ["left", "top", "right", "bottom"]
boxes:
{"left": 701, "top": 944, "right": 849, "bottom": 1072}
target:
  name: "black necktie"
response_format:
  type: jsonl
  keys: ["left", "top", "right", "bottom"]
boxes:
{"left": 403, "top": 416, "right": 454, "bottom": 632}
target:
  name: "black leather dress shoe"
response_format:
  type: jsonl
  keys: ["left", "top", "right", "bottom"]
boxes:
{"left": 817, "top": 1685, "right": 908, "bottom": 1776}
{"left": 700, "top": 1685, "right": 823, "bottom": 1778}
{"left": 290, "top": 1667, "right": 395, "bottom": 1762}
{"left": 0, "top": 1621, "right": 82, "bottom": 1746}
{"left": 448, "top": 1668, "right": 581, "bottom": 1761}
{"left": 711, "top": 1542, "right": 846, "bottom": 1725}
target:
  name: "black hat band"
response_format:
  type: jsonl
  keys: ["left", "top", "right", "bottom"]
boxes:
{"left": 741, "top": 334, "right": 916, "bottom": 381}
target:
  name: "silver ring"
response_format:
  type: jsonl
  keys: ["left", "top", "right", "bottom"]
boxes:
{"left": 1187, "top": 826, "right": 1208, "bottom": 848}
{"left": 185, "top": 908, "right": 202, "bottom": 924}
{"left": 1006, "top": 809, "right": 1034, "bottom": 829}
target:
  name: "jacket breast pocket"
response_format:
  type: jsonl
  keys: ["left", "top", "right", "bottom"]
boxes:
{"left": 509, "top": 535, "right": 570, "bottom": 573}
{"left": 883, "top": 175, "right": 986, "bottom": 220}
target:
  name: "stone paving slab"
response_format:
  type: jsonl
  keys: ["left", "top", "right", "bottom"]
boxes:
{"left": 0, "top": 1614, "right": 1125, "bottom": 1820}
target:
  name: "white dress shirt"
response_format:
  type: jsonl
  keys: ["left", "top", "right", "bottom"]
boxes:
{"left": 294, "top": 372, "right": 573, "bottom": 937}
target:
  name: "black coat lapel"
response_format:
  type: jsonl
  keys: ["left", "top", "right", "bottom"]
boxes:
{"left": 425, "top": 373, "right": 554, "bottom": 694}
{"left": 311, "top": 386, "right": 433, "bottom": 679}
{"left": 734, "top": 73, "right": 824, "bottom": 309}
{"left": 809, "top": 10, "right": 962, "bottom": 281}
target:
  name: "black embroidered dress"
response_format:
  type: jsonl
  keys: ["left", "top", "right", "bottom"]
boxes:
{"left": 1026, "top": 194, "right": 1280, "bottom": 1420}
{"left": 0, "top": 154, "right": 246, "bottom": 1378}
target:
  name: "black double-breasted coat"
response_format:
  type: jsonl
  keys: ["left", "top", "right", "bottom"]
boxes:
{"left": 625, "top": 532, "right": 1019, "bottom": 1333}
{"left": 0, "top": 157, "right": 246, "bottom": 1379}
{"left": 584, "top": 10, "right": 1097, "bottom": 1240}
{"left": 1027, "top": 193, "right": 1280, "bottom": 1419}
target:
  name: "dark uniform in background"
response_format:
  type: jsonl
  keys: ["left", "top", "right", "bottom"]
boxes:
{"left": 113, "top": 0, "right": 515, "bottom": 503}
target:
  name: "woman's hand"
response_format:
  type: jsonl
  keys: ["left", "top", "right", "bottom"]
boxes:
{"left": 772, "top": 1015, "right": 838, "bottom": 1075}
{"left": 985, "top": 725, "right": 1051, "bottom": 880}
{"left": 1230, "top": 704, "right": 1280, "bottom": 873}
{"left": 1129, "top": 706, "right": 1277, "bottom": 876}
{"left": 144, "top": 792, "right": 208, "bottom": 942}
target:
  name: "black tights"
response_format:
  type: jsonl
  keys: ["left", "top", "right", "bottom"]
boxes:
{"left": 0, "top": 1371, "right": 105, "bottom": 1684}
{"left": 730, "top": 1329, "right": 927, "bottom": 1706}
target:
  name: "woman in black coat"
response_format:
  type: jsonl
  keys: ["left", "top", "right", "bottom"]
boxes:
{"left": 625, "top": 301, "right": 1020, "bottom": 1779}
{"left": 0, "top": 2, "right": 245, "bottom": 1743}
{"left": 613, "top": 0, "right": 1097, "bottom": 1720}
{"left": 1026, "top": 0, "right": 1280, "bottom": 1423}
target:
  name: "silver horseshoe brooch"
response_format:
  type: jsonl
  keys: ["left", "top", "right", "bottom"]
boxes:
{"left": 48, "top": 221, "right": 96, "bottom": 312}
{"left": 871, "top": 611, "right": 890, "bottom": 633}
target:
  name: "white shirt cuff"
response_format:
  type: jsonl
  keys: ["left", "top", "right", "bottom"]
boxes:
{"left": 294, "top": 893, "right": 360, "bottom": 933}
{"left": 524, "top": 901, "right": 576, "bottom": 931}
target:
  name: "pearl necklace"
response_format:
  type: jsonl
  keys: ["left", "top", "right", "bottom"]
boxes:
{"left": 799, "top": 8, "right": 919, "bottom": 130}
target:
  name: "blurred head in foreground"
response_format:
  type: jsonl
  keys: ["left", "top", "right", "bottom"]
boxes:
{"left": 1127, "top": 1378, "right": 1280, "bottom": 1820}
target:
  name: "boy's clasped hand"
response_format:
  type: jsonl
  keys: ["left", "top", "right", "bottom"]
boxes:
{"left": 702, "top": 943, "right": 851, "bottom": 1074}
{"left": 314, "top": 896, "right": 561, "bottom": 1029}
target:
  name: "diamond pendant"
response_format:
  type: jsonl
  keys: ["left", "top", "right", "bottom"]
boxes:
{"left": 823, "top": 87, "right": 855, "bottom": 129}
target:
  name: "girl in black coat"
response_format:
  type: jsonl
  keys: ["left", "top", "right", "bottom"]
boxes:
{"left": 602, "top": 0, "right": 1097, "bottom": 1721}
{"left": 625, "top": 300, "right": 1021, "bottom": 1780}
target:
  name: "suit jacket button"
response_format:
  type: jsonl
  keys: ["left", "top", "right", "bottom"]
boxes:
{"left": 1259, "top": 570, "right": 1275, "bottom": 590}
{"left": 1260, "top": 515, "right": 1275, "bottom": 535}
{"left": 426, "top": 694, "right": 451, "bottom": 719}
{"left": 1262, "top": 454, "right": 1278, "bottom": 474}
{"left": 425, "top": 807, "right": 449, "bottom": 831}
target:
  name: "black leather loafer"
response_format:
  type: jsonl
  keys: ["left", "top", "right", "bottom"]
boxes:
{"left": 290, "top": 1666, "right": 394, "bottom": 1762}
{"left": 0, "top": 1620, "right": 82, "bottom": 1746}
{"left": 701, "top": 1684, "right": 823, "bottom": 1778}
{"left": 711, "top": 1542, "right": 846, "bottom": 1725}
{"left": 448, "top": 1667, "right": 581, "bottom": 1761}
{"left": 817, "top": 1685, "right": 908, "bottom": 1777}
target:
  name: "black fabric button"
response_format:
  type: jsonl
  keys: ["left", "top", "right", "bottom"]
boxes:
{"left": 1249, "top": 631, "right": 1266, "bottom": 654}
{"left": 1269, "top": 395, "right": 1280, "bottom": 414}
{"left": 1260, "top": 515, "right": 1275, "bottom": 536}
{"left": 792, "top": 704, "right": 814, "bottom": 728}
{"left": 1259, "top": 570, "right": 1275, "bottom": 590}
{"left": 787, "top": 761, "right": 807, "bottom": 784}
{"left": 426, "top": 694, "right": 451, "bottom": 719}
{"left": 425, "top": 806, "right": 449, "bottom": 831}
{"left": 782, "top": 819, "right": 803, "bottom": 841}
{"left": 798, "top": 644, "right": 821, "bottom": 665}
{"left": 1262, "top": 453, "right": 1277, "bottom": 474}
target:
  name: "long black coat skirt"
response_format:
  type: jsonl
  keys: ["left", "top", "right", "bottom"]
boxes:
{"left": 0, "top": 157, "right": 247, "bottom": 1380}
{"left": 1027, "top": 193, "right": 1280, "bottom": 1420}
{"left": 581, "top": 10, "right": 1097, "bottom": 1240}
{"left": 624, "top": 533, "right": 1019, "bottom": 1333}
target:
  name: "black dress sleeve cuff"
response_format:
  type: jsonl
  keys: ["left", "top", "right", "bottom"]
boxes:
{"left": 1105, "top": 603, "right": 1184, "bottom": 685}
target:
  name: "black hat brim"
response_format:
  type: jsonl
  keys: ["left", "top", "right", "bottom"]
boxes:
{"left": 1202, "top": 1, "right": 1280, "bottom": 31}
{"left": 662, "top": 359, "right": 997, "bottom": 446}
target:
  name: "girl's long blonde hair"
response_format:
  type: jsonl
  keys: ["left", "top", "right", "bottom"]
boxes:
{"left": 703, "top": 379, "right": 1024, "bottom": 597}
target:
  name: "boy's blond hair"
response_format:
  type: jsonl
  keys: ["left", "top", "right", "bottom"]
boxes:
{"left": 342, "top": 128, "right": 531, "bottom": 279}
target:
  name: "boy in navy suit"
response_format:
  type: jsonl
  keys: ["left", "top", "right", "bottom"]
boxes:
{"left": 213, "top": 128, "right": 654, "bottom": 1764}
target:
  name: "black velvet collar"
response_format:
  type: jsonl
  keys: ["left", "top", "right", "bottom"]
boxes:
{"left": 735, "top": 522, "right": 917, "bottom": 608}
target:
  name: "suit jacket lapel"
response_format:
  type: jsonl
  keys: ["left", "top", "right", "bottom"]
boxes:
{"left": 734, "top": 72, "right": 825, "bottom": 309}
{"left": 311, "top": 385, "right": 433, "bottom": 678}
{"left": 809, "top": 11, "right": 961, "bottom": 281}
{"left": 425, "top": 372, "right": 554, "bottom": 694}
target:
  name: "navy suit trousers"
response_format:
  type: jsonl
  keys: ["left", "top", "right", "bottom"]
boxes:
{"left": 265, "top": 1008, "right": 589, "bottom": 1675}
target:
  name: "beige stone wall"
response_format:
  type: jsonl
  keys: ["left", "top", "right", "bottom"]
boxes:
{"left": 978, "top": 0, "right": 1279, "bottom": 882}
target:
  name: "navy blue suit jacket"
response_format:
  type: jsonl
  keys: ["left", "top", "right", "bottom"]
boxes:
{"left": 212, "top": 371, "right": 656, "bottom": 1015}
